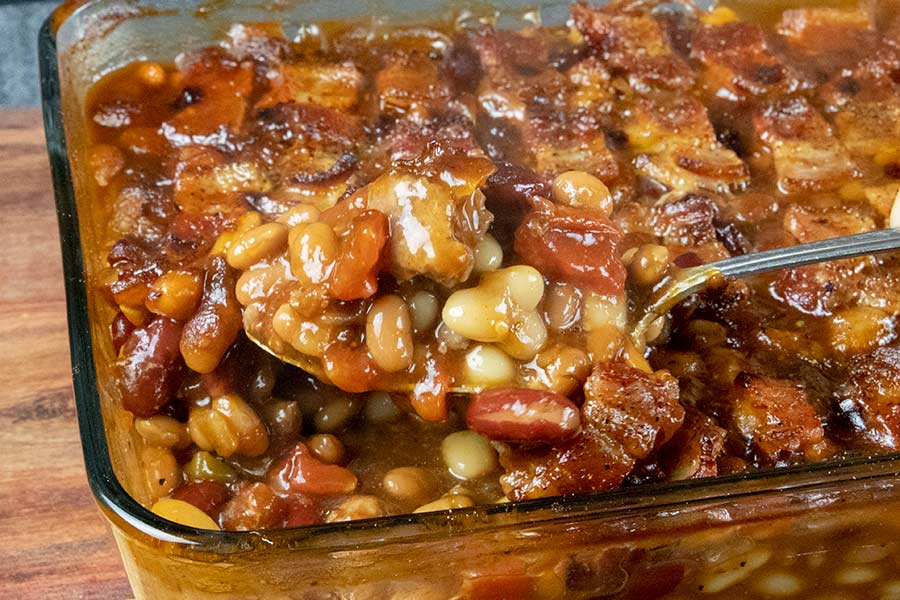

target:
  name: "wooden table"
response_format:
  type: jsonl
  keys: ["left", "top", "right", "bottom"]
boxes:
{"left": 0, "top": 109, "right": 133, "bottom": 599}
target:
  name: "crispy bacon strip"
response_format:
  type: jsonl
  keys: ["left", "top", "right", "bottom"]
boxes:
{"left": 500, "top": 363, "right": 683, "bottom": 500}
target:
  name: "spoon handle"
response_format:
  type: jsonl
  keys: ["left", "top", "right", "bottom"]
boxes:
{"left": 716, "top": 228, "right": 900, "bottom": 279}
{"left": 632, "top": 228, "right": 900, "bottom": 347}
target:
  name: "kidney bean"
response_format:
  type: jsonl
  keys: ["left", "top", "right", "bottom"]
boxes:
{"left": 111, "top": 311, "right": 135, "bottom": 354}
{"left": 267, "top": 442, "right": 358, "bottom": 496}
{"left": 467, "top": 388, "right": 581, "bottom": 444}
{"left": 283, "top": 495, "right": 321, "bottom": 527}
{"left": 180, "top": 255, "right": 242, "bottom": 374}
{"left": 514, "top": 199, "right": 625, "bottom": 296}
{"left": 329, "top": 209, "right": 389, "bottom": 301}
{"left": 220, "top": 482, "right": 286, "bottom": 531}
{"left": 118, "top": 317, "right": 185, "bottom": 417}
{"left": 171, "top": 481, "right": 230, "bottom": 518}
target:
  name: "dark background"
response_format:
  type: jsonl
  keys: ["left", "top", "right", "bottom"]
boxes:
{"left": 1, "top": 1, "right": 55, "bottom": 107}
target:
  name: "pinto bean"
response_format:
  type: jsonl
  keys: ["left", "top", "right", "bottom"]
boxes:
{"left": 365, "top": 295, "right": 414, "bottom": 372}
{"left": 180, "top": 256, "right": 242, "bottom": 374}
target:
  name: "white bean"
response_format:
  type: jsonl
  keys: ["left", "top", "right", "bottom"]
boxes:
{"left": 473, "top": 234, "right": 503, "bottom": 273}
{"left": 442, "top": 430, "right": 498, "bottom": 480}
{"left": 463, "top": 344, "right": 516, "bottom": 387}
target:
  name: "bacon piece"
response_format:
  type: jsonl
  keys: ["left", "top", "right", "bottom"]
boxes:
{"left": 526, "top": 112, "right": 620, "bottom": 181}
{"left": 515, "top": 199, "right": 626, "bottom": 295}
{"left": 252, "top": 101, "right": 362, "bottom": 147}
{"left": 257, "top": 62, "right": 362, "bottom": 111}
{"left": 171, "top": 146, "right": 266, "bottom": 214}
{"left": 778, "top": 8, "right": 876, "bottom": 63}
{"left": 753, "top": 97, "right": 856, "bottom": 193}
{"left": 725, "top": 373, "right": 826, "bottom": 464}
{"left": 500, "top": 363, "right": 683, "bottom": 500}
{"left": 626, "top": 95, "right": 748, "bottom": 192}
{"left": 375, "top": 51, "right": 452, "bottom": 120}
{"left": 468, "top": 25, "right": 619, "bottom": 183}
{"left": 379, "top": 113, "right": 482, "bottom": 164}
{"left": 691, "top": 22, "right": 799, "bottom": 99}
{"left": 572, "top": 3, "right": 695, "bottom": 92}
{"left": 366, "top": 172, "right": 492, "bottom": 286}
{"left": 836, "top": 346, "right": 900, "bottom": 450}
{"left": 770, "top": 205, "right": 876, "bottom": 316}
{"left": 225, "top": 22, "right": 290, "bottom": 65}
{"left": 166, "top": 48, "right": 253, "bottom": 136}
{"left": 658, "top": 409, "right": 726, "bottom": 480}
{"left": 776, "top": 8, "right": 900, "bottom": 164}
{"left": 651, "top": 193, "right": 731, "bottom": 263}
{"left": 833, "top": 100, "right": 900, "bottom": 165}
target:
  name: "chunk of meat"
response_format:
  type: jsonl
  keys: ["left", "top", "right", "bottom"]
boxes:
{"left": 572, "top": 4, "right": 695, "bottom": 92}
{"left": 626, "top": 95, "right": 748, "bottom": 192}
{"left": 111, "top": 187, "right": 165, "bottom": 241}
{"left": 166, "top": 48, "right": 253, "bottom": 136}
{"left": 770, "top": 205, "right": 876, "bottom": 316}
{"left": 379, "top": 113, "right": 482, "bottom": 164}
{"left": 256, "top": 62, "right": 362, "bottom": 111}
{"left": 833, "top": 100, "right": 900, "bottom": 164}
{"left": 172, "top": 146, "right": 267, "bottom": 213}
{"left": 725, "top": 373, "right": 826, "bottom": 464}
{"left": 514, "top": 199, "right": 625, "bottom": 295}
{"left": 225, "top": 22, "right": 289, "bottom": 65}
{"left": 836, "top": 346, "right": 900, "bottom": 450}
{"left": 752, "top": 97, "right": 856, "bottom": 192}
{"left": 658, "top": 409, "right": 726, "bottom": 480}
{"left": 466, "top": 25, "right": 620, "bottom": 183}
{"left": 251, "top": 101, "right": 362, "bottom": 148}
{"left": 375, "top": 52, "right": 452, "bottom": 120}
{"left": 526, "top": 112, "right": 620, "bottom": 181}
{"left": 366, "top": 172, "right": 492, "bottom": 286}
{"left": 464, "top": 26, "right": 550, "bottom": 75}
{"left": 691, "top": 22, "right": 799, "bottom": 99}
{"left": 500, "top": 363, "right": 683, "bottom": 500}
{"left": 778, "top": 8, "right": 876, "bottom": 62}
{"left": 565, "top": 55, "right": 613, "bottom": 113}
{"left": 650, "top": 193, "right": 731, "bottom": 263}
{"left": 783, "top": 204, "right": 876, "bottom": 244}
{"left": 275, "top": 137, "right": 357, "bottom": 186}
{"left": 582, "top": 363, "right": 684, "bottom": 460}
{"left": 651, "top": 193, "right": 720, "bottom": 247}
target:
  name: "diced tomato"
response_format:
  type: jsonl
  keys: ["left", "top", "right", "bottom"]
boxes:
{"left": 329, "top": 210, "right": 390, "bottom": 301}
{"left": 514, "top": 200, "right": 625, "bottom": 295}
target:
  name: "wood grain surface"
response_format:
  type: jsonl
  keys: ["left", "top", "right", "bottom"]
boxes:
{"left": 0, "top": 109, "right": 132, "bottom": 599}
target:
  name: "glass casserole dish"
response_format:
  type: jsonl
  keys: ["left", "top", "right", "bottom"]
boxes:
{"left": 40, "top": 0, "right": 900, "bottom": 598}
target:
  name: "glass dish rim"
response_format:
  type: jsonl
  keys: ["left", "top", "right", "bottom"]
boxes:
{"left": 39, "top": 0, "right": 900, "bottom": 554}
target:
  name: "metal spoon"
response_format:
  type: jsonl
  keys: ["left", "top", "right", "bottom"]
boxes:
{"left": 248, "top": 228, "right": 900, "bottom": 391}
{"left": 630, "top": 227, "right": 900, "bottom": 348}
